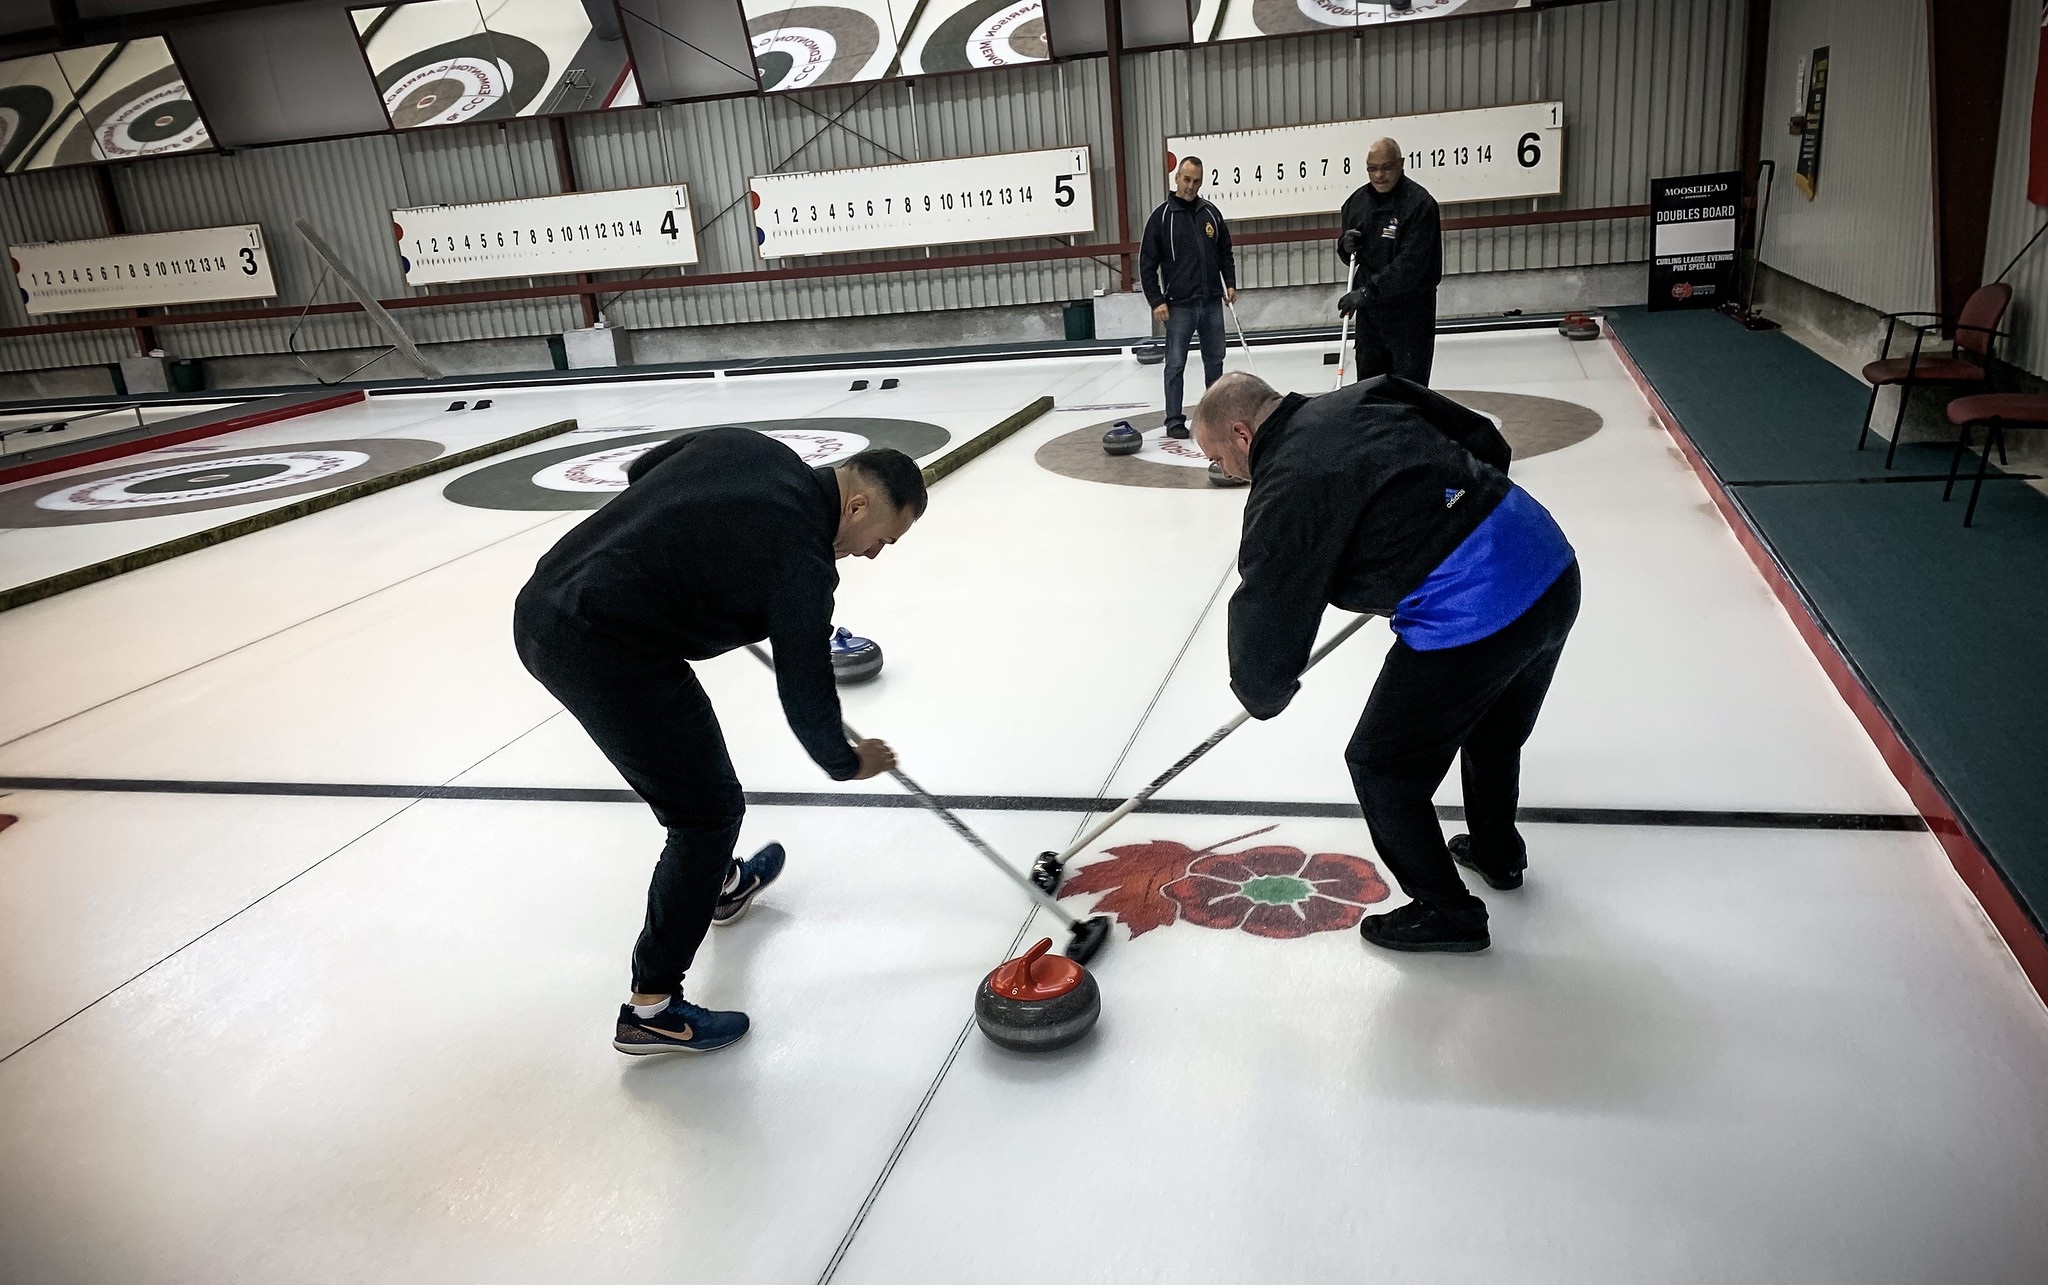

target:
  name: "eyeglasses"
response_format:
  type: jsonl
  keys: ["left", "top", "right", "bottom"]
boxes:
{"left": 1365, "top": 164, "right": 1399, "bottom": 175}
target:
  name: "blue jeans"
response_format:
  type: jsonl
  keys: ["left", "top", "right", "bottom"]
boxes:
{"left": 1163, "top": 298, "right": 1226, "bottom": 427}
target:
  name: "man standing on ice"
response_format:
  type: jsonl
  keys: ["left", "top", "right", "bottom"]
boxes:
{"left": 514, "top": 431, "right": 924, "bottom": 1053}
{"left": 1336, "top": 138, "right": 1443, "bottom": 385}
{"left": 1193, "top": 371, "right": 1579, "bottom": 953}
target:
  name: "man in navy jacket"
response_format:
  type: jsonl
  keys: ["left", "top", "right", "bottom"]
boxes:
{"left": 1140, "top": 156, "right": 1238, "bottom": 438}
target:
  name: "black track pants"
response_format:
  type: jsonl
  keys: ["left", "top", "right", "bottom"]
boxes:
{"left": 514, "top": 605, "right": 744, "bottom": 996}
{"left": 1353, "top": 291, "right": 1438, "bottom": 386}
{"left": 1345, "top": 560, "right": 1581, "bottom": 927}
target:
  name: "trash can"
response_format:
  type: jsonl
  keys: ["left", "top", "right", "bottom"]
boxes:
{"left": 1062, "top": 300, "right": 1095, "bottom": 341}
{"left": 169, "top": 359, "right": 204, "bottom": 393}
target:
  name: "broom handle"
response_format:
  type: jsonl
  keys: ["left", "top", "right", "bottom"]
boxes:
{"left": 1333, "top": 252, "right": 1359, "bottom": 389}
{"left": 1221, "top": 273, "right": 1257, "bottom": 376}
{"left": 742, "top": 644, "right": 1080, "bottom": 928}
{"left": 1045, "top": 613, "right": 1372, "bottom": 868}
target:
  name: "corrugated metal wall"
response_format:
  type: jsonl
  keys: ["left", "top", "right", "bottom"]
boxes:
{"left": 1755, "top": 0, "right": 1937, "bottom": 315}
{"left": 1983, "top": 0, "right": 2048, "bottom": 380}
{"left": 0, "top": 0, "right": 1745, "bottom": 374}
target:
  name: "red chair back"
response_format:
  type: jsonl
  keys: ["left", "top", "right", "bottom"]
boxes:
{"left": 1957, "top": 283, "right": 2012, "bottom": 357}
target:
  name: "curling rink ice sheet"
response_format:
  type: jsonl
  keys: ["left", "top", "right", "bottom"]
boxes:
{"left": 0, "top": 385, "right": 584, "bottom": 594}
{"left": 1, "top": 334, "right": 2045, "bottom": 1285}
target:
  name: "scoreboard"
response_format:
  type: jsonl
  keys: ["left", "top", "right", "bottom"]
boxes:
{"left": 10, "top": 225, "right": 275, "bottom": 316}
{"left": 393, "top": 186, "right": 699, "bottom": 286}
{"left": 750, "top": 147, "right": 1094, "bottom": 259}
{"left": 1167, "top": 102, "right": 1564, "bottom": 220}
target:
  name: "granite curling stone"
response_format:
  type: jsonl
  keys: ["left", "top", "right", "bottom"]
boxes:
{"left": 1558, "top": 311, "right": 1601, "bottom": 340}
{"left": 1102, "top": 421, "right": 1144, "bottom": 456}
{"left": 974, "top": 937, "right": 1101, "bottom": 1052}
{"left": 830, "top": 626, "right": 884, "bottom": 684}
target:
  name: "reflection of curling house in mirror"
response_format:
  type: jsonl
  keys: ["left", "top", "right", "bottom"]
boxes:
{"left": 903, "top": 0, "right": 1051, "bottom": 74}
{"left": 0, "top": 38, "right": 211, "bottom": 173}
{"left": 743, "top": 0, "right": 1048, "bottom": 91}
{"left": 353, "top": 0, "right": 639, "bottom": 129}
{"left": 743, "top": 1, "right": 888, "bottom": 92}
{"left": 1190, "top": 0, "right": 1531, "bottom": 42}
{"left": 1035, "top": 391, "right": 1602, "bottom": 490}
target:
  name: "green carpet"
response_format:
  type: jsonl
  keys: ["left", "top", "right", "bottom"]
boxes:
{"left": 1604, "top": 306, "right": 2016, "bottom": 483}
{"left": 1608, "top": 306, "right": 2048, "bottom": 934}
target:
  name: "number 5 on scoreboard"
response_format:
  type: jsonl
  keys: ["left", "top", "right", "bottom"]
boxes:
{"left": 1055, "top": 175, "right": 1075, "bottom": 207}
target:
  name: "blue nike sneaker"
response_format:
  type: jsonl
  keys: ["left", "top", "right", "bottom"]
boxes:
{"left": 613, "top": 996, "right": 750, "bottom": 1056}
{"left": 712, "top": 842, "right": 786, "bottom": 925}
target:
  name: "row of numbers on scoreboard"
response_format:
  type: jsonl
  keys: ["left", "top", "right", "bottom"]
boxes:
{"left": 404, "top": 212, "right": 689, "bottom": 257}
{"left": 16, "top": 250, "right": 262, "bottom": 287}
{"left": 1203, "top": 136, "right": 1543, "bottom": 190}
{"left": 762, "top": 177, "right": 1081, "bottom": 227}
{"left": 1407, "top": 135, "right": 1543, "bottom": 169}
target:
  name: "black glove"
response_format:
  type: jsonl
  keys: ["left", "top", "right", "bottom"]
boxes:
{"left": 1338, "top": 228, "right": 1366, "bottom": 259}
{"left": 1338, "top": 290, "right": 1365, "bottom": 316}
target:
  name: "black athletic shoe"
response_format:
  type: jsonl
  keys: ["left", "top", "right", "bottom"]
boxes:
{"left": 712, "top": 842, "right": 785, "bottom": 925}
{"left": 613, "top": 997, "right": 750, "bottom": 1055}
{"left": 1449, "top": 833, "right": 1524, "bottom": 891}
{"left": 1164, "top": 420, "right": 1191, "bottom": 439}
{"left": 1359, "top": 901, "right": 1490, "bottom": 954}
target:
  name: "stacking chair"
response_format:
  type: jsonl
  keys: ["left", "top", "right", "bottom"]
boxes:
{"left": 1857, "top": 283, "right": 2012, "bottom": 468}
{"left": 1942, "top": 393, "right": 2048, "bottom": 526}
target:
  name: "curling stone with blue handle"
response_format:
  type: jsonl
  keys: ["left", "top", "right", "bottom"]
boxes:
{"left": 1102, "top": 421, "right": 1144, "bottom": 456}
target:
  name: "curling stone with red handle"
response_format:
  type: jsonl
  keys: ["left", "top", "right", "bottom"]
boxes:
{"left": 973, "top": 937, "right": 1101, "bottom": 1052}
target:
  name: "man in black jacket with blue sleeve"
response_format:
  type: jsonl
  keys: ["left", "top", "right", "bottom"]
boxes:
{"left": 1195, "top": 372, "right": 1579, "bottom": 954}
{"left": 513, "top": 429, "right": 924, "bottom": 1054}
{"left": 1140, "top": 156, "right": 1237, "bottom": 438}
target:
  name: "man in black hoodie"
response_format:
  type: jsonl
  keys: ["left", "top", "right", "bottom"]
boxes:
{"left": 1194, "top": 372, "right": 1579, "bottom": 954}
{"left": 1337, "top": 138, "right": 1443, "bottom": 385}
{"left": 1140, "top": 156, "right": 1238, "bottom": 438}
{"left": 513, "top": 430, "right": 924, "bottom": 1054}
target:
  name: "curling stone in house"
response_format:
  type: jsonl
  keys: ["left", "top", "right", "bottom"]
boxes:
{"left": 1102, "top": 421, "right": 1144, "bottom": 456}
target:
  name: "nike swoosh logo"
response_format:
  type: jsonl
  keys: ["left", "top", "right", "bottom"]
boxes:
{"left": 643, "top": 1022, "right": 695, "bottom": 1041}
{"left": 721, "top": 876, "right": 762, "bottom": 904}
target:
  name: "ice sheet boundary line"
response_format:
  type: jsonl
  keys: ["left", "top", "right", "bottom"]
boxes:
{"left": 0, "top": 777, "right": 1925, "bottom": 831}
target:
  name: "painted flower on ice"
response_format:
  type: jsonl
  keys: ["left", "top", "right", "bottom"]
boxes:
{"left": 1161, "top": 845, "right": 1390, "bottom": 939}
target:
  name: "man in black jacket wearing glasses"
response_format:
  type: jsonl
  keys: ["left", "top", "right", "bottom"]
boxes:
{"left": 1337, "top": 138, "right": 1443, "bottom": 385}
{"left": 1194, "top": 372, "right": 1579, "bottom": 954}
